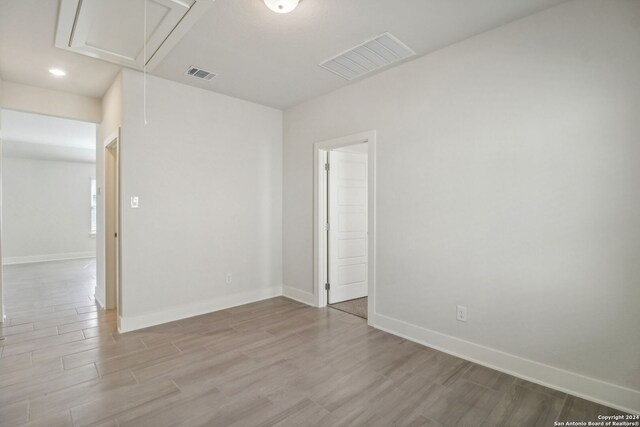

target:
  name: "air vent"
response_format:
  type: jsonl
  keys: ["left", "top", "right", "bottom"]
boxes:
{"left": 319, "top": 32, "right": 416, "bottom": 81}
{"left": 185, "top": 66, "right": 216, "bottom": 81}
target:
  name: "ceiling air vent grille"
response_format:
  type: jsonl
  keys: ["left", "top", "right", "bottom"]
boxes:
{"left": 185, "top": 66, "right": 216, "bottom": 80}
{"left": 319, "top": 32, "right": 416, "bottom": 81}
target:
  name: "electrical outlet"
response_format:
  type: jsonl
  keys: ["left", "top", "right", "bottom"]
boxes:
{"left": 225, "top": 273, "right": 232, "bottom": 284}
{"left": 456, "top": 305, "right": 467, "bottom": 322}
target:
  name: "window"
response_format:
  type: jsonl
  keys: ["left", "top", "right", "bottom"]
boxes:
{"left": 90, "top": 178, "right": 97, "bottom": 235}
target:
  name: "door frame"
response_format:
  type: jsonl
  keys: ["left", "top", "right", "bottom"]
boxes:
{"left": 103, "top": 130, "right": 121, "bottom": 317}
{"left": 0, "top": 110, "right": 4, "bottom": 323}
{"left": 313, "top": 130, "right": 376, "bottom": 323}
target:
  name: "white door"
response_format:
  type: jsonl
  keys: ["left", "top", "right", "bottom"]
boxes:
{"left": 328, "top": 150, "right": 368, "bottom": 304}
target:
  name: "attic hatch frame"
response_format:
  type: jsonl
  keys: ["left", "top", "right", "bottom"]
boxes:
{"left": 55, "top": 0, "right": 214, "bottom": 72}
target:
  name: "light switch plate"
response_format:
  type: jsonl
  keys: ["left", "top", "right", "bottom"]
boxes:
{"left": 130, "top": 196, "right": 139, "bottom": 209}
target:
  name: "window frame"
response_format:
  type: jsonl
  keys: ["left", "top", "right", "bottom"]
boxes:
{"left": 90, "top": 177, "right": 97, "bottom": 236}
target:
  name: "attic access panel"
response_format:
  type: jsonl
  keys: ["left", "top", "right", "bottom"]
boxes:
{"left": 55, "top": 0, "right": 213, "bottom": 71}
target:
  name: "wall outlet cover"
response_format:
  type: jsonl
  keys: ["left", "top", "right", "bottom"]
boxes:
{"left": 456, "top": 305, "right": 468, "bottom": 322}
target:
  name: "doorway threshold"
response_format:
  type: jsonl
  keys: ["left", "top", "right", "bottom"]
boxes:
{"left": 329, "top": 297, "right": 368, "bottom": 319}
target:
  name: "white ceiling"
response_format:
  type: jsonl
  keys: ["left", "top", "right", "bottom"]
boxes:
{"left": 0, "top": 0, "right": 568, "bottom": 109}
{"left": 2, "top": 110, "right": 96, "bottom": 149}
{"left": 0, "top": 0, "right": 122, "bottom": 98}
{"left": 1, "top": 110, "right": 96, "bottom": 163}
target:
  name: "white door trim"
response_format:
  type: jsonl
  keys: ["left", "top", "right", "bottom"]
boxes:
{"left": 103, "top": 130, "right": 121, "bottom": 318}
{"left": 0, "top": 111, "right": 4, "bottom": 323}
{"left": 313, "top": 130, "right": 376, "bottom": 323}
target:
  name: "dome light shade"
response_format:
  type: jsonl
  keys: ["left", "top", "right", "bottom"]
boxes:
{"left": 264, "top": 0, "right": 299, "bottom": 13}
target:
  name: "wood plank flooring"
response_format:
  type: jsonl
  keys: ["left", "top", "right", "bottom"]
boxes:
{"left": 0, "top": 259, "right": 630, "bottom": 426}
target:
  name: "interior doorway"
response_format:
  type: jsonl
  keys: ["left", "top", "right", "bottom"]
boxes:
{"left": 314, "top": 131, "right": 376, "bottom": 321}
{"left": 0, "top": 109, "right": 97, "bottom": 329}
{"left": 104, "top": 132, "right": 120, "bottom": 316}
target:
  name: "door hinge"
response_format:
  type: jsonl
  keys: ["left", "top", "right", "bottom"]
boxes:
{"left": 324, "top": 223, "right": 330, "bottom": 231}
{"left": 324, "top": 163, "right": 330, "bottom": 171}
{"left": 325, "top": 283, "right": 330, "bottom": 291}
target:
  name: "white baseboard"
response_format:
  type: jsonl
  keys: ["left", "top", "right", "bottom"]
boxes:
{"left": 370, "top": 312, "right": 640, "bottom": 415}
{"left": 2, "top": 252, "right": 96, "bottom": 265}
{"left": 118, "top": 286, "right": 282, "bottom": 333}
{"left": 95, "top": 295, "right": 105, "bottom": 310}
{"left": 282, "top": 286, "right": 316, "bottom": 306}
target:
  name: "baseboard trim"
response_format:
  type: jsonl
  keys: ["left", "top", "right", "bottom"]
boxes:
{"left": 118, "top": 286, "right": 283, "bottom": 333}
{"left": 2, "top": 252, "right": 96, "bottom": 265}
{"left": 370, "top": 312, "right": 640, "bottom": 415}
{"left": 282, "top": 286, "right": 316, "bottom": 306}
{"left": 95, "top": 295, "right": 105, "bottom": 310}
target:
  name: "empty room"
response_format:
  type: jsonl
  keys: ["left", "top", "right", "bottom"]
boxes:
{"left": 0, "top": 0, "right": 639, "bottom": 426}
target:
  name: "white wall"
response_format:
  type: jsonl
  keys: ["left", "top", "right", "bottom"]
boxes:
{"left": 116, "top": 69, "right": 282, "bottom": 331}
{"left": 0, "top": 82, "right": 101, "bottom": 124}
{"left": 96, "top": 72, "right": 123, "bottom": 309}
{"left": 283, "top": 0, "right": 640, "bottom": 413}
{"left": 1, "top": 156, "right": 96, "bottom": 263}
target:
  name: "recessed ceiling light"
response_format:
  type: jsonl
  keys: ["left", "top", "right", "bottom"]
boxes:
{"left": 49, "top": 68, "right": 66, "bottom": 77}
{"left": 264, "top": 0, "right": 299, "bottom": 14}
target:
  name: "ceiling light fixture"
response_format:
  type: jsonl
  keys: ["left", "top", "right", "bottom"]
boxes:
{"left": 49, "top": 68, "right": 66, "bottom": 77}
{"left": 264, "top": 0, "right": 299, "bottom": 14}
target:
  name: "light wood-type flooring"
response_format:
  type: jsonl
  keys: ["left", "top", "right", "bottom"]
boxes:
{"left": 0, "top": 259, "right": 630, "bottom": 426}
